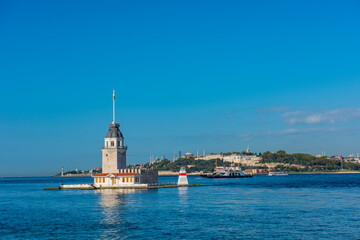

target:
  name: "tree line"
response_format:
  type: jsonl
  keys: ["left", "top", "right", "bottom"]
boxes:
{"left": 143, "top": 150, "right": 360, "bottom": 172}
{"left": 262, "top": 150, "right": 360, "bottom": 171}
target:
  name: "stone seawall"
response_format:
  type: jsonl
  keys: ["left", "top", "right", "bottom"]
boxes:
{"left": 158, "top": 171, "right": 201, "bottom": 176}
{"left": 44, "top": 184, "right": 202, "bottom": 190}
{"left": 61, "top": 184, "right": 95, "bottom": 189}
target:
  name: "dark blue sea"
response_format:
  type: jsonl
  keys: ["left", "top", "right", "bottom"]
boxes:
{"left": 1, "top": 174, "right": 360, "bottom": 239}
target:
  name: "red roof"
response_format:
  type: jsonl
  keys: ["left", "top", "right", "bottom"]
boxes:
{"left": 93, "top": 173, "right": 108, "bottom": 176}
{"left": 93, "top": 173, "right": 137, "bottom": 177}
{"left": 113, "top": 173, "right": 137, "bottom": 176}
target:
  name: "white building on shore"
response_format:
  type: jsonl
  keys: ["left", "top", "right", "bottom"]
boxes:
{"left": 195, "top": 154, "right": 223, "bottom": 161}
{"left": 195, "top": 146, "right": 262, "bottom": 166}
{"left": 222, "top": 154, "right": 262, "bottom": 166}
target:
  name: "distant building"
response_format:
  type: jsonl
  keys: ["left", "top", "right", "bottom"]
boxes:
{"left": 343, "top": 155, "right": 355, "bottom": 162}
{"left": 316, "top": 151, "right": 326, "bottom": 158}
{"left": 89, "top": 168, "right": 102, "bottom": 174}
{"left": 244, "top": 169, "right": 269, "bottom": 175}
{"left": 223, "top": 154, "right": 262, "bottom": 166}
{"left": 244, "top": 169, "right": 253, "bottom": 175}
{"left": 195, "top": 154, "right": 223, "bottom": 161}
{"left": 185, "top": 152, "right": 194, "bottom": 158}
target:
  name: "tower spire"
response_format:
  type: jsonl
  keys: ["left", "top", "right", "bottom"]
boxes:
{"left": 112, "top": 89, "right": 115, "bottom": 123}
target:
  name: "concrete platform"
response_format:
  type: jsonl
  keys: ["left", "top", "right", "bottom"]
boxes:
{"left": 44, "top": 183, "right": 201, "bottom": 190}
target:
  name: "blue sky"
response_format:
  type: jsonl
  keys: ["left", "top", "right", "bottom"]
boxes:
{"left": 0, "top": 0, "right": 359, "bottom": 176}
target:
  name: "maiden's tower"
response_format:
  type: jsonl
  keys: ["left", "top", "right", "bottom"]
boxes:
{"left": 92, "top": 90, "right": 158, "bottom": 187}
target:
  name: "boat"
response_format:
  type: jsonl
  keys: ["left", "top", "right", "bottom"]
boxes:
{"left": 268, "top": 171, "right": 288, "bottom": 176}
{"left": 200, "top": 161, "right": 253, "bottom": 178}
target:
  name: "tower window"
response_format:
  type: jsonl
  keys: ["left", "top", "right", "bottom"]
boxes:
{"left": 117, "top": 141, "right": 120, "bottom": 146}
{"left": 111, "top": 141, "right": 114, "bottom": 146}
{"left": 106, "top": 142, "right": 108, "bottom": 148}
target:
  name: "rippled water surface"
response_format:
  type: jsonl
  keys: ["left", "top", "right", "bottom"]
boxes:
{"left": 1, "top": 174, "right": 360, "bottom": 239}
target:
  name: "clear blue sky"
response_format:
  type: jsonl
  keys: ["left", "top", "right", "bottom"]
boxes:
{"left": 1, "top": 0, "right": 359, "bottom": 176}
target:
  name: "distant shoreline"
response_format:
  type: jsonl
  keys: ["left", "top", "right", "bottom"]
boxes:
{"left": 51, "top": 170, "right": 360, "bottom": 178}
{"left": 288, "top": 171, "right": 360, "bottom": 175}
{"left": 2, "top": 171, "right": 360, "bottom": 178}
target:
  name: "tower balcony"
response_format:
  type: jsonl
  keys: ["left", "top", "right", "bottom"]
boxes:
{"left": 101, "top": 146, "right": 128, "bottom": 150}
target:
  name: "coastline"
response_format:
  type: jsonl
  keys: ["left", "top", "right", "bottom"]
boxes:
{"left": 288, "top": 171, "right": 360, "bottom": 175}
{"left": 52, "top": 170, "right": 360, "bottom": 178}
{"left": 44, "top": 184, "right": 202, "bottom": 190}
{"left": 56, "top": 174, "right": 92, "bottom": 177}
{"left": 54, "top": 171, "right": 200, "bottom": 177}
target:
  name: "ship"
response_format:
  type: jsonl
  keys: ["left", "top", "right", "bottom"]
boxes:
{"left": 200, "top": 161, "right": 253, "bottom": 178}
{"left": 268, "top": 171, "right": 288, "bottom": 176}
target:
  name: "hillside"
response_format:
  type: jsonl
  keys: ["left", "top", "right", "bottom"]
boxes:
{"left": 141, "top": 150, "right": 360, "bottom": 173}
{"left": 262, "top": 150, "right": 360, "bottom": 171}
{"left": 143, "top": 158, "right": 228, "bottom": 172}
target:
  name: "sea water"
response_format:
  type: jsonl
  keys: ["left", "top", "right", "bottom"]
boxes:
{"left": 1, "top": 174, "right": 360, "bottom": 239}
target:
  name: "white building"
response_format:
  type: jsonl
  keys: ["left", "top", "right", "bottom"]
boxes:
{"left": 195, "top": 154, "right": 223, "bottom": 161}
{"left": 93, "top": 168, "right": 158, "bottom": 187}
{"left": 184, "top": 152, "right": 194, "bottom": 158}
{"left": 223, "top": 154, "right": 262, "bottom": 166}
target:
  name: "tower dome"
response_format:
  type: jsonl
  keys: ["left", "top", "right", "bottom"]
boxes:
{"left": 105, "top": 123, "right": 123, "bottom": 138}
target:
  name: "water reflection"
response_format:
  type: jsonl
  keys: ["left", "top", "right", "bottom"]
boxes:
{"left": 97, "top": 189, "right": 136, "bottom": 239}
{"left": 97, "top": 189, "right": 135, "bottom": 208}
{"left": 178, "top": 186, "right": 188, "bottom": 195}
{"left": 178, "top": 187, "right": 188, "bottom": 206}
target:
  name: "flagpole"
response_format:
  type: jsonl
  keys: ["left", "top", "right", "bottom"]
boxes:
{"left": 113, "top": 89, "right": 115, "bottom": 123}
